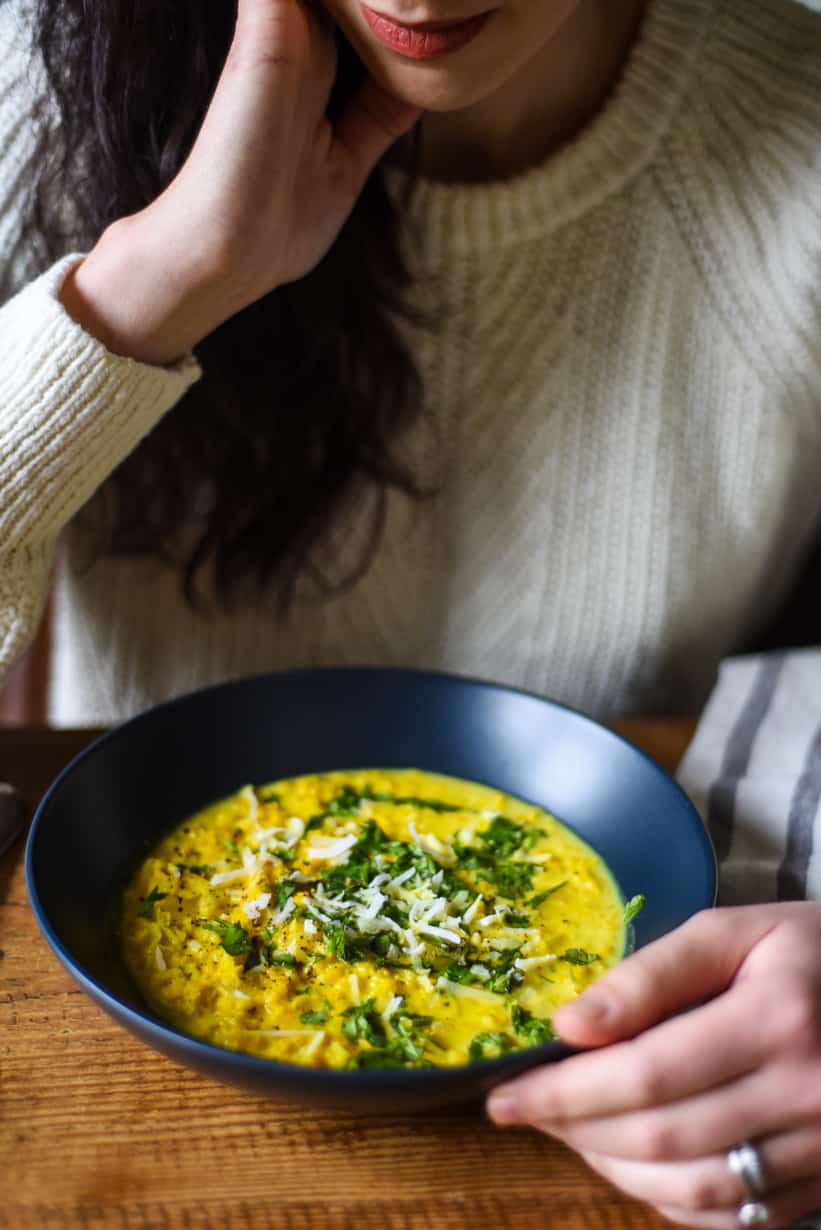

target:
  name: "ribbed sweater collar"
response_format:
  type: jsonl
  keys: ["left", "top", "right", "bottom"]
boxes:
{"left": 384, "top": 0, "right": 714, "bottom": 259}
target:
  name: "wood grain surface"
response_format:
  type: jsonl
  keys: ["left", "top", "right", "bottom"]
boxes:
{"left": 0, "top": 719, "right": 696, "bottom": 1230}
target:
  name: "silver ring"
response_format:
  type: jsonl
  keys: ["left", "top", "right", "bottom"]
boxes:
{"left": 728, "top": 1141, "right": 768, "bottom": 1198}
{"left": 738, "top": 1202, "right": 770, "bottom": 1227}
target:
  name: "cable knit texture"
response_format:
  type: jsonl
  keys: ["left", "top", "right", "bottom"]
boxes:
{"left": 1, "top": 0, "right": 821, "bottom": 725}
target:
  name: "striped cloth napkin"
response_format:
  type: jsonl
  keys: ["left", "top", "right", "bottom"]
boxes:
{"left": 677, "top": 649, "right": 821, "bottom": 906}
{"left": 677, "top": 650, "right": 820, "bottom": 1230}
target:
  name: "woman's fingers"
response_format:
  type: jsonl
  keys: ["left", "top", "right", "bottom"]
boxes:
{"left": 534, "top": 1060, "right": 818, "bottom": 1161}
{"left": 551, "top": 908, "right": 778, "bottom": 1049}
{"left": 655, "top": 1171, "right": 821, "bottom": 1230}
{"left": 577, "top": 1125, "right": 821, "bottom": 1216}
{"left": 489, "top": 981, "right": 768, "bottom": 1126}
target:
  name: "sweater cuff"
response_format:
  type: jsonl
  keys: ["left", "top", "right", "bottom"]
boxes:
{"left": 0, "top": 253, "right": 202, "bottom": 544}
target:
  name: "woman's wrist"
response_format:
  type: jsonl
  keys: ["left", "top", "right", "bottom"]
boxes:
{"left": 58, "top": 213, "right": 240, "bottom": 367}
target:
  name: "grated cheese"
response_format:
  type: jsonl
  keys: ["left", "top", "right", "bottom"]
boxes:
{"left": 436, "top": 977, "right": 502, "bottom": 1004}
{"left": 242, "top": 891, "right": 272, "bottom": 923}
{"left": 514, "top": 954, "right": 558, "bottom": 971}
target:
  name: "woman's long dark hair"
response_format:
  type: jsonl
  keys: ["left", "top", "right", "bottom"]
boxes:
{"left": 26, "top": 0, "right": 429, "bottom": 609}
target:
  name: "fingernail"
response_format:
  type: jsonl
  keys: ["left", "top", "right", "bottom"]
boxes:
{"left": 561, "top": 991, "right": 611, "bottom": 1024}
{"left": 487, "top": 1092, "right": 521, "bottom": 1125}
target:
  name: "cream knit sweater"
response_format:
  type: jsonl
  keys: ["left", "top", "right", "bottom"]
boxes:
{"left": 2, "top": 0, "right": 821, "bottom": 727}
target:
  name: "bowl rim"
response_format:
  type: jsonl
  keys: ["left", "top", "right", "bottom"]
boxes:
{"left": 25, "top": 664, "right": 717, "bottom": 1084}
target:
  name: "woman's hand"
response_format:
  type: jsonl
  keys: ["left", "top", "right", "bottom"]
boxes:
{"left": 61, "top": 0, "right": 420, "bottom": 365}
{"left": 487, "top": 904, "right": 821, "bottom": 1228}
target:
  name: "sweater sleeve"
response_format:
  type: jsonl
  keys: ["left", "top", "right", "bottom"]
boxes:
{"left": 652, "top": 0, "right": 821, "bottom": 438}
{"left": 0, "top": 3, "right": 201, "bottom": 686}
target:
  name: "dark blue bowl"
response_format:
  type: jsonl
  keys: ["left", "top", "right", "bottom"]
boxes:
{"left": 26, "top": 667, "right": 715, "bottom": 1110}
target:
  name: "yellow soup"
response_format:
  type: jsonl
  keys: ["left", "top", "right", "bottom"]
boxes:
{"left": 122, "top": 769, "right": 626, "bottom": 1069}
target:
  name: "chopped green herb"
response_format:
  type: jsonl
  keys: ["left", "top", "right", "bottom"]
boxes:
{"left": 137, "top": 886, "right": 167, "bottom": 917}
{"left": 503, "top": 910, "right": 532, "bottom": 928}
{"left": 268, "top": 951, "right": 298, "bottom": 968}
{"left": 341, "top": 999, "right": 388, "bottom": 1048}
{"left": 480, "top": 816, "right": 536, "bottom": 859}
{"left": 300, "top": 1007, "right": 330, "bottom": 1026}
{"left": 511, "top": 1003, "right": 555, "bottom": 1045}
{"left": 484, "top": 947, "right": 523, "bottom": 994}
{"left": 391, "top": 796, "right": 460, "bottom": 813}
{"left": 443, "top": 962, "right": 476, "bottom": 984}
{"left": 527, "top": 881, "right": 568, "bottom": 908}
{"left": 623, "top": 894, "right": 646, "bottom": 923}
{"left": 224, "top": 839, "right": 240, "bottom": 856}
{"left": 561, "top": 947, "right": 599, "bottom": 965}
{"left": 326, "top": 924, "right": 349, "bottom": 961}
{"left": 327, "top": 787, "right": 364, "bottom": 817}
{"left": 388, "top": 1011, "right": 432, "bottom": 1063}
{"left": 203, "top": 920, "right": 252, "bottom": 956}
{"left": 489, "top": 861, "right": 537, "bottom": 900}
{"left": 276, "top": 880, "right": 298, "bottom": 910}
{"left": 468, "top": 1032, "right": 517, "bottom": 1062}
{"left": 257, "top": 786, "right": 281, "bottom": 803}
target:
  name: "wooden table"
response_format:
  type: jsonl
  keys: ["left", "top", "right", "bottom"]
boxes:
{"left": 0, "top": 720, "right": 696, "bottom": 1230}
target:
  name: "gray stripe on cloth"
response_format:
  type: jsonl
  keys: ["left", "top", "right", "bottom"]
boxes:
{"left": 777, "top": 720, "right": 821, "bottom": 902}
{"left": 707, "top": 654, "right": 786, "bottom": 863}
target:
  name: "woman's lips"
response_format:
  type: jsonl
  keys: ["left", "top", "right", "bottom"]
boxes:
{"left": 360, "top": 5, "right": 492, "bottom": 59}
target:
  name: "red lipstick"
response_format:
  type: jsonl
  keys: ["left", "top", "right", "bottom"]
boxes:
{"left": 360, "top": 5, "right": 492, "bottom": 59}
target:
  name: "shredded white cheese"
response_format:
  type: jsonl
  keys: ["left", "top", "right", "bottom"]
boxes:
{"left": 436, "top": 977, "right": 502, "bottom": 1004}
{"left": 301, "top": 1030, "right": 326, "bottom": 1058}
{"left": 209, "top": 866, "right": 250, "bottom": 887}
{"left": 416, "top": 923, "right": 463, "bottom": 946}
{"left": 304, "top": 834, "right": 359, "bottom": 862}
{"left": 242, "top": 891, "right": 272, "bottom": 923}
{"left": 382, "top": 995, "right": 403, "bottom": 1021}
{"left": 387, "top": 867, "right": 415, "bottom": 889}
{"left": 514, "top": 954, "right": 558, "bottom": 971}
{"left": 461, "top": 895, "right": 484, "bottom": 926}
{"left": 270, "top": 895, "right": 295, "bottom": 926}
{"left": 241, "top": 785, "right": 259, "bottom": 821}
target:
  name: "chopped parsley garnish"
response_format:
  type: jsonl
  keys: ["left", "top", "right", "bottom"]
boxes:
{"left": 527, "top": 881, "right": 568, "bottom": 908}
{"left": 389, "top": 796, "right": 460, "bottom": 813}
{"left": 503, "top": 910, "right": 531, "bottom": 928}
{"left": 300, "top": 1007, "right": 330, "bottom": 1026}
{"left": 561, "top": 947, "right": 599, "bottom": 965}
{"left": 623, "top": 894, "right": 646, "bottom": 923}
{"left": 239, "top": 930, "right": 300, "bottom": 971}
{"left": 488, "top": 861, "right": 537, "bottom": 900}
{"left": 257, "top": 786, "right": 281, "bottom": 802}
{"left": 267, "top": 951, "right": 298, "bottom": 968}
{"left": 453, "top": 844, "right": 536, "bottom": 900}
{"left": 485, "top": 948, "right": 523, "bottom": 994}
{"left": 347, "top": 1006, "right": 433, "bottom": 1068}
{"left": 276, "top": 880, "right": 298, "bottom": 910}
{"left": 326, "top": 924, "right": 350, "bottom": 962}
{"left": 480, "top": 816, "right": 539, "bottom": 859}
{"left": 443, "top": 961, "right": 476, "bottom": 984}
{"left": 203, "top": 920, "right": 252, "bottom": 956}
{"left": 341, "top": 999, "right": 388, "bottom": 1049}
{"left": 327, "top": 787, "right": 365, "bottom": 817}
{"left": 137, "top": 886, "right": 167, "bottom": 917}
{"left": 468, "top": 1032, "right": 517, "bottom": 1062}
{"left": 510, "top": 1003, "right": 555, "bottom": 1045}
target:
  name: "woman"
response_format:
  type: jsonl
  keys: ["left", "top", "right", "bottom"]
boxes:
{"left": 1, "top": 0, "right": 820, "bottom": 1222}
